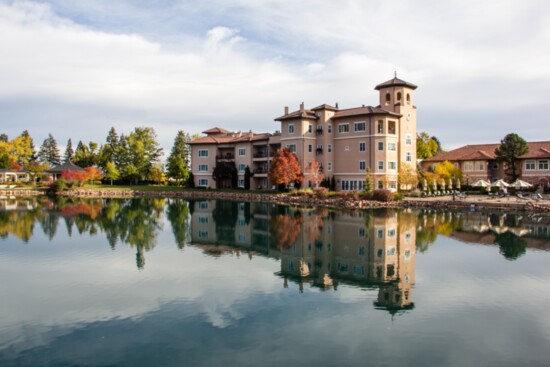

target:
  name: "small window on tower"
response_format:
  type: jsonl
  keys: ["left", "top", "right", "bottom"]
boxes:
{"left": 406, "top": 94, "right": 411, "bottom": 104}
{"left": 397, "top": 92, "right": 402, "bottom": 101}
{"left": 385, "top": 92, "right": 391, "bottom": 105}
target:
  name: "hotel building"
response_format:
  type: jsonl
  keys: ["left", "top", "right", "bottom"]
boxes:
{"left": 189, "top": 76, "right": 418, "bottom": 191}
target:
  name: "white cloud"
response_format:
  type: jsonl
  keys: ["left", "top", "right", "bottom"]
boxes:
{"left": 0, "top": 0, "right": 549, "bottom": 151}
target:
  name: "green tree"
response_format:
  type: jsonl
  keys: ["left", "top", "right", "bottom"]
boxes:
{"left": 64, "top": 139, "right": 74, "bottom": 162}
{"left": 166, "top": 130, "right": 190, "bottom": 185}
{"left": 213, "top": 161, "right": 238, "bottom": 189}
{"left": 21, "top": 130, "right": 37, "bottom": 162}
{"left": 126, "top": 127, "right": 163, "bottom": 183}
{"left": 99, "top": 127, "right": 119, "bottom": 168}
{"left": 244, "top": 165, "right": 253, "bottom": 190}
{"left": 417, "top": 132, "right": 442, "bottom": 159}
{"left": 104, "top": 161, "right": 120, "bottom": 185}
{"left": 38, "top": 133, "right": 61, "bottom": 166}
{"left": 494, "top": 133, "right": 529, "bottom": 181}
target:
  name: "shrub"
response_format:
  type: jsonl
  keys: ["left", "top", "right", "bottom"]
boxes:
{"left": 372, "top": 189, "right": 393, "bottom": 202}
{"left": 360, "top": 191, "right": 373, "bottom": 200}
{"left": 393, "top": 192, "right": 404, "bottom": 201}
{"left": 313, "top": 187, "right": 329, "bottom": 198}
{"left": 409, "top": 189, "right": 422, "bottom": 198}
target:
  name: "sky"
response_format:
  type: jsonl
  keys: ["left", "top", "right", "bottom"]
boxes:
{"left": 0, "top": 0, "right": 549, "bottom": 156}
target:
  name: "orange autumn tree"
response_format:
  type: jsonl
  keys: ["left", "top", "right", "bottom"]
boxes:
{"left": 269, "top": 148, "right": 303, "bottom": 189}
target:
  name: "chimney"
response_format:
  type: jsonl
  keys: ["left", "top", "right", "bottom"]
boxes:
{"left": 300, "top": 102, "right": 304, "bottom": 111}
{"left": 335, "top": 102, "right": 339, "bottom": 109}
{"left": 284, "top": 106, "right": 289, "bottom": 115}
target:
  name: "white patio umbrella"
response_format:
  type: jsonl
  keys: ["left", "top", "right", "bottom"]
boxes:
{"left": 511, "top": 179, "right": 533, "bottom": 189}
{"left": 432, "top": 179, "right": 437, "bottom": 192}
{"left": 441, "top": 179, "right": 446, "bottom": 191}
{"left": 471, "top": 179, "right": 490, "bottom": 188}
{"left": 448, "top": 179, "right": 453, "bottom": 191}
{"left": 455, "top": 178, "right": 461, "bottom": 190}
{"left": 422, "top": 179, "right": 428, "bottom": 191}
{"left": 492, "top": 179, "right": 510, "bottom": 188}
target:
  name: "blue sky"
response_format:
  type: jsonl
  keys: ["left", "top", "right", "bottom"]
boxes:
{"left": 0, "top": 0, "right": 549, "bottom": 155}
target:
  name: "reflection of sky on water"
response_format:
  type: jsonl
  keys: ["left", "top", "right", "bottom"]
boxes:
{"left": 0, "top": 199, "right": 549, "bottom": 366}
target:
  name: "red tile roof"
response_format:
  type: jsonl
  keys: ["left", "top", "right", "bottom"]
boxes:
{"left": 202, "top": 127, "right": 230, "bottom": 135}
{"left": 274, "top": 109, "right": 319, "bottom": 121}
{"left": 375, "top": 77, "right": 418, "bottom": 91}
{"left": 332, "top": 106, "right": 401, "bottom": 119}
{"left": 424, "top": 141, "right": 550, "bottom": 162}
{"left": 311, "top": 104, "right": 338, "bottom": 111}
{"left": 189, "top": 130, "right": 272, "bottom": 145}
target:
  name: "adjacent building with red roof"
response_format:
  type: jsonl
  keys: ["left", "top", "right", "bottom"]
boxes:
{"left": 421, "top": 142, "right": 550, "bottom": 187}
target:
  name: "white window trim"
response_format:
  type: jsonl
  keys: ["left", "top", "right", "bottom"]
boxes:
{"left": 338, "top": 123, "right": 350, "bottom": 134}
{"left": 198, "top": 149, "right": 208, "bottom": 157}
{"left": 288, "top": 124, "right": 295, "bottom": 134}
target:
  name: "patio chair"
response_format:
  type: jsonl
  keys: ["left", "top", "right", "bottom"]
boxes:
{"left": 516, "top": 193, "right": 529, "bottom": 200}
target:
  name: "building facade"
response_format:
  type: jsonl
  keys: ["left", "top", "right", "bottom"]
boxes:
{"left": 189, "top": 76, "right": 418, "bottom": 191}
{"left": 420, "top": 141, "right": 550, "bottom": 187}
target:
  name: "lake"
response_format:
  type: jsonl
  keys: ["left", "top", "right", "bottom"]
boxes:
{"left": 0, "top": 197, "right": 549, "bottom": 367}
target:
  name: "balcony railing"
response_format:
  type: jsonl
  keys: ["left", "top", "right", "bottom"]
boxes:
{"left": 253, "top": 152, "right": 268, "bottom": 158}
{"left": 254, "top": 168, "right": 268, "bottom": 174}
{"left": 216, "top": 154, "right": 235, "bottom": 160}
{"left": 316, "top": 128, "right": 323, "bottom": 135}
{"left": 316, "top": 148, "right": 323, "bottom": 155}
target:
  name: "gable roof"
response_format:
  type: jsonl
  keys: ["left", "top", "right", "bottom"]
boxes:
{"left": 274, "top": 109, "right": 319, "bottom": 121}
{"left": 202, "top": 127, "right": 231, "bottom": 135}
{"left": 311, "top": 104, "right": 339, "bottom": 111}
{"left": 46, "top": 160, "right": 85, "bottom": 173}
{"left": 375, "top": 77, "right": 418, "bottom": 91}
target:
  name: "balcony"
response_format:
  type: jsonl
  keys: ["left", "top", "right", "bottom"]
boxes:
{"left": 253, "top": 152, "right": 268, "bottom": 160}
{"left": 216, "top": 153, "right": 235, "bottom": 161}
{"left": 254, "top": 168, "right": 268, "bottom": 174}
{"left": 316, "top": 127, "right": 323, "bottom": 135}
{"left": 316, "top": 148, "right": 323, "bottom": 155}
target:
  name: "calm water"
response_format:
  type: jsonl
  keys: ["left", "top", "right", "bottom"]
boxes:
{"left": 0, "top": 197, "right": 549, "bottom": 367}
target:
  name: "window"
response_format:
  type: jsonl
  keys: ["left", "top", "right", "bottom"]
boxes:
{"left": 388, "top": 161, "right": 397, "bottom": 170}
{"left": 198, "top": 178, "right": 208, "bottom": 187}
{"left": 476, "top": 161, "right": 485, "bottom": 171}
{"left": 198, "top": 164, "right": 208, "bottom": 172}
{"left": 198, "top": 230, "right": 208, "bottom": 239}
{"left": 378, "top": 161, "right": 384, "bottom": 170}
{"left": 359, "top": 160, "right": 366, "bottom": 171}
{"left": 198, "top": 149, "right": 208, "bottom": 157}
{"left": 238, "top": 148, "right": 246, "bottom": 156}
{"left": 377, "top": 229, "right": 384, "bottom": 239}
{"left": 539, "top": 160, "right": 549, "bottom": 170}
{"left": 359, "top": 228, "right": 366, "bottom": 238}
{"left": 308, "top": 124, "right": 312, "bottom": 133}
{"left": 238, "top": 164, "right": 246, "bottom": 172}
{"left": 328, "top": 124, "right": 332, "bottom": 133}
{"left": 405, "top": 232, "right": 411, "bottom": 244}
{"left": 359, "top": 142, "right": 366, "bottom": 152}
{"left": 525, "top": 160, "right": 536, "bottom": 170}
{"left": 354, "top": 121, "right": 366, "bottom": 132}
{"left": 198, "top": 201, "right": 208, "bottom": 209}
{"left": 388, "top": 181, "right": 397, "bottom": 189}
{"left": 308, "top": 144, "right": 312, "bottom": 153}
{"left": 388, "top": 142, "right": 396, "bottom": 151}
{"left": 286, "top": 144, "right": 296, "bottom": 153}
{"left": 406, "top": 152, "right": 412, "bottom": 162}
{"left": 288, "top": 124, "right": 294, "bottom": 134}
{"left": 338, "top": 123, "right": 350, "bottom": 133}
{"left": 378, "top": 180, "right": 384, "bottom": 189}
{"left": 378, "top": 142, "right": 384, "bottom": 151}
{"left": 238, "top": 233, "right": 246, "bottom": 243}
{"left": 198, "top": 216, "right": 208, "bottom": 224}
{"left": 238, "top": 178, "right": 244, "bottom": 187}
{"left": 406, "top": 94, "right": 411, "bottom": 104}
{"left": 464, "top": 161, "right": 474, "bottom": 171}
{"left": 388, "top": 121, "right": 396, "bottom": 134}
{"left": 385, "top": 93, "right": 391, "bottom": 105}
{"left": 328, "top": 144, "right": 332, "bottom": 153}
{"left": 377, "top": 120, "right": 384, "bottom": 133}
{"left": 327, "top": 162, "right": 332, "bottom": 171}
{"left": 397, "top": 92, "right": 402, "bottom": 101}
{"left": 405, "top": 134, "right": 412, "bottom": 145}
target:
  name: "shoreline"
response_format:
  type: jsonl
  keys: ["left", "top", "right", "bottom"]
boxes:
{"left": 2, "top": 188, "right": 550, "bottom": 213}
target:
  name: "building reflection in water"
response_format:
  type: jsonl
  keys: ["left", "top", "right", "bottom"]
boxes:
{"left": 189, "top": 200, "right": 417, "bottom": 314}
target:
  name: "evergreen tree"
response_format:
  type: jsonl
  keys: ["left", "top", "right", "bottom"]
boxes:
{"left": 244, "top": 165, "right": 252, "bottom": 190}
{"left": 21, "top": 130, "right": 37, "bottom": 162}
{"left": 494, "top": 133, "right": 529, "bottom": 182}
{"left": 100, "top": 127, "right": 119, "bottom": 167}
{"left": 38, "top": 133, "right": 61, "bottom": 167}
{"left": 166, "top": 130, "right": 190, "bottom": 185}
{"left": 64, "top": 139, "right": 74, "bottom": 162}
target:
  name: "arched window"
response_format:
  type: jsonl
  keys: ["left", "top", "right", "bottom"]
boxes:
{"left": 397, "top": 92, "right": 402, "bottom": 101}
{"left": 385, "top": 92, "right": 391, "bottom": 104}
{"left": 406, "top": 93, "right": 411, "bottom": 104}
